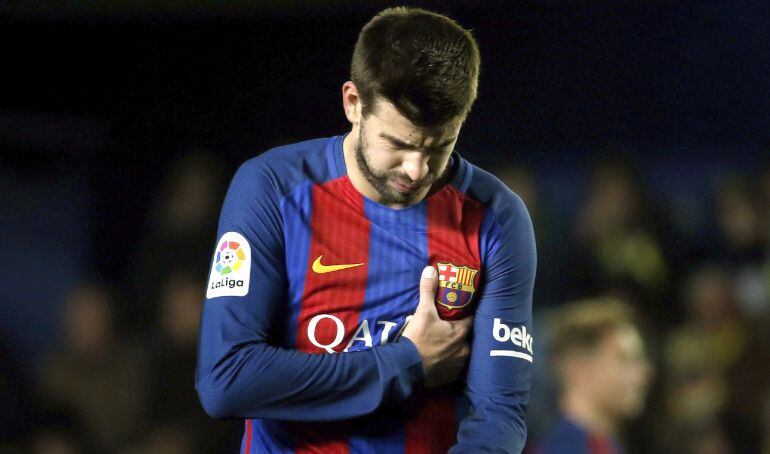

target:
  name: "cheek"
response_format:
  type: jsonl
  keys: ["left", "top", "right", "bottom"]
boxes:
{"left": 592, "top": 358, "right": 629, "bottom": 394}
{"left": 592, "top": 367, "right": 619, "bottom": 392}
{"left": 627, "top": 361, "right": 652, "bottom": 390}
{"left": 369, "top": 149, "right": 401, "bottom": 171}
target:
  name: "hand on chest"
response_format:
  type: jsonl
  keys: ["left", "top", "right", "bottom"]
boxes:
{"left": 290, "top": 180, "right": 485, "bottom": 353}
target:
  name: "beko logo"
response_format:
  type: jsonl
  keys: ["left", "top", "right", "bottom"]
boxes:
{"left": 490, "top": 318, "right": 534, "bottom": 362}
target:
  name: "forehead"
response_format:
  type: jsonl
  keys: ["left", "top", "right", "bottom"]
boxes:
{"left": 366, "top": 98, "right": 462, "bottom": 143}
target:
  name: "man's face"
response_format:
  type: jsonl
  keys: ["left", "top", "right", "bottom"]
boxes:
{"left": 587, "top": 326, "right": 653, "bottom": 420}
{"left": 353, "top": 99, "right": 462, "bottom": 207}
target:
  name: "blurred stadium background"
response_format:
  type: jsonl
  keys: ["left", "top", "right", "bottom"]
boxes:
{"left": 1, "top": 1, "right": 769, "bottom": 453}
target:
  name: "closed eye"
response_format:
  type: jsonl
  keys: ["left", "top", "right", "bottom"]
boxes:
{"left": 379, "top": 132, "right": 455, "bottom": 152}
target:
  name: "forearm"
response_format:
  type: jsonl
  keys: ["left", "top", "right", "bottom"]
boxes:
{"left": 196, "top": 332, "right": 423, "bottom": 421}
{"left": 450, "top": 311, "right": 531, "bottom": 453}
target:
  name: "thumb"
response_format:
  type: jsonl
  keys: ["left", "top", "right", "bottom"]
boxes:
{"left": 416, "top": 266, "right": 439, "bottom": 315}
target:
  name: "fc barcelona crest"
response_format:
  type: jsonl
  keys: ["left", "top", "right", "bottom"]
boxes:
{"left": 436, "top": 262, "right": 479, "bottom": 310}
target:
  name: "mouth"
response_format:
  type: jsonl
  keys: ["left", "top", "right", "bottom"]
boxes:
{"left": 393, "top": 180, "right": 423, "bottom": 193}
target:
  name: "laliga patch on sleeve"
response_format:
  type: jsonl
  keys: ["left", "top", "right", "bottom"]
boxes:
{"left": 206, "top": 231, "right": 251, "bottom": 299}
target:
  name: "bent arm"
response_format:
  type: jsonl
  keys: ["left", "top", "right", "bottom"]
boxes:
{"left": 195, "top": 302, "right": 423, "bottom": 420}
{"left": 451, "top": 194, "right": 536, "bottom": 453}
{"left": 195, "top": 158, "right": 423, "bottom": 421}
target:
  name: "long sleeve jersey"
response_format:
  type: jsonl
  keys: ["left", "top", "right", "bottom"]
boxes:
{"left": 195, "top": 135, "right": 537, "bottom": 453}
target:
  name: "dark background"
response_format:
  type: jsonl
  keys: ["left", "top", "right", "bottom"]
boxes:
{"left": 4, "top": 0, "right": 768, "bottom": 274}
{"left": 2, "top": 1, "right": 769, "bottom": 453}
{"left": 4, "top": 0, "right": 768, "bottom": 273}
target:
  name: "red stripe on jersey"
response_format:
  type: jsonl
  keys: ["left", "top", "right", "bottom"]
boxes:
{"left": 427, "top": 186, "right": 484, "bottom": 320}
{"left": 243, "top": 419, "right": 252, "bottom": 454}
{"left": 404, "top": 187, "right": 485, "bottom": 452}
{"left": 588, "top": 433, "right": 615, "bottom": 454}
{"left": 295, "top": 178, "right": 370, "bottom": 353}
{"left": 405, "top": 390, "right": 457, "bottom": 454}
{"left": 293, "top": 177, "right": 371, "bottom": 454}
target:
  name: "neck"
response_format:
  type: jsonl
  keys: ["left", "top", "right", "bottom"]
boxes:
{"left": 560, "top": 387, "right": 618, "bottom": 437}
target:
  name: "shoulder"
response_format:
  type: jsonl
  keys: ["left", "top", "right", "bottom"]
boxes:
{"left": 232, "top": 136, "right": 340, "bottom": 201}
{"left": 458, "top": 159, "right": 534, "bottom": 256}
{"left": 219, "top": 136, "right": 339, "bottom": 233}
{"left": 462, "top": 160, "right": 530, "bottom": 224}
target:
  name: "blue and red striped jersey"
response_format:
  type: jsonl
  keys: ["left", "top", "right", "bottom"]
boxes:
{"left": 538, "top": 415, "right": 624, "bottom": 454}
{"left": 195, "top": 135, "right": 537, "bottom": 453}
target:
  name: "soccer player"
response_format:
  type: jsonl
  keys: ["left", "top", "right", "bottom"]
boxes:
{"left": 540, "top": 298, "right": 652, "bottom": 454}
{"left": 196, "top": 7, "right": 536, "bottom": 453}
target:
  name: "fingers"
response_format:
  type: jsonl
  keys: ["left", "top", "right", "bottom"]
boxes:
{"left": 415, "top": 266, "right": 439, "bottom": 316}
{"left": 419, "top": 266, "right": 438, "bottom": 292}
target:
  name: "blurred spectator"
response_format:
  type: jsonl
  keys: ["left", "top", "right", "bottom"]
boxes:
{"left": 149, "top": 271, "right": 202, "bottom": 421}
{"left": 663, "top": 267, "right": 739, "bottom": 426}
{"left": 538, "top": 297, "right": 652, "bottom": 454}
{"left": 146, "top": 269, "right": 241, "bottom": 453}
{"left": 714, "top": 177, "right": 767, "bottom": 261}
{"left": 36, "top": 283, "right": 148, "bottom": 452}
{"left": 31, "top": 430, "right": 82, "bottom": 454}
{"left": 29, "top": 412, "right": 86, "bottom": 454}
{"left": 711, "top": 177, "right": 769, "bottom": 317}
{"left": 662, "top": 265, "right": 767, "bottom": 452}
{"left": 568, "top": 158, "right": 674, "bottom": 325}
{"left": 759, "top": 162, "right": 770, "bottom": 228}
{"left": 120, "top": 422, "right": 195, "bottom": 454}
{"left": 673, "top": 419, "right": 733, "bottom": 454}
{"left": 128, "top": 151, "right": 227, "bottom": 330}
{"left": 761, "top": 164, "right": 770, "bottom": 296}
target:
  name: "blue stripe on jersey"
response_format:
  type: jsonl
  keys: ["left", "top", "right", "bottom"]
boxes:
{"left": 455, "top": 155, "right": 474, "bottom": 193}
{"left": 478, "top": 208, "right": 499, "bottom": 270}
{"left": 453, "top": 392, "right": 470, "bottom": 432}
{"left": 328, "top": 134, "right": 347, "bottom": 178}
{"left": 345, "top": 199, "right": 429, "bottom": 454}
{"left": 280, "top": 180, "right": 315, "bottom": 347}
{"left": 245, "top": 420, "right": 295, "bottom": 453}
{"left": 258, "top": 420, "right": 295, "bottom": 453}
{"left": 359, "top": 199, "right": 429, "bottom": 338}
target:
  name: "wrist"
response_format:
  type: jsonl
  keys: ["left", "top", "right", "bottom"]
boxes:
{"left": 397, "top": 336, "right": 426, "bottom": 382}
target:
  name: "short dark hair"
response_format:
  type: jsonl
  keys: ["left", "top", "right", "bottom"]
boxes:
{"left": 549, "top": 297, "right": 636, "bottom": 365}
{"left": 351, "top": 7, "right": 480, "bottom": 127}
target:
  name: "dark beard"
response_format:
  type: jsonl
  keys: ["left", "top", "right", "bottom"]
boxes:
{"left": 354, "top": 121, "right": 411, "bottom": 205}
{"left": 354, "top": 121, "right": 444, "bottom": 206}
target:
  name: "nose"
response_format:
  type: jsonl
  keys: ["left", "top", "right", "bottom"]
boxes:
{"left": 401, "top": 151, "right": 430, "bottom": 182}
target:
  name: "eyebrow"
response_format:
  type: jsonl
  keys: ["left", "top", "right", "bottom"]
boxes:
{"left": 379, "top": 132, "right": 456, "bottom": 150}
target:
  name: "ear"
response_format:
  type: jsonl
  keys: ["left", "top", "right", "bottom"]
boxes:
{"left": 342, "top": 81, "right": 362, "bottom": 125}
